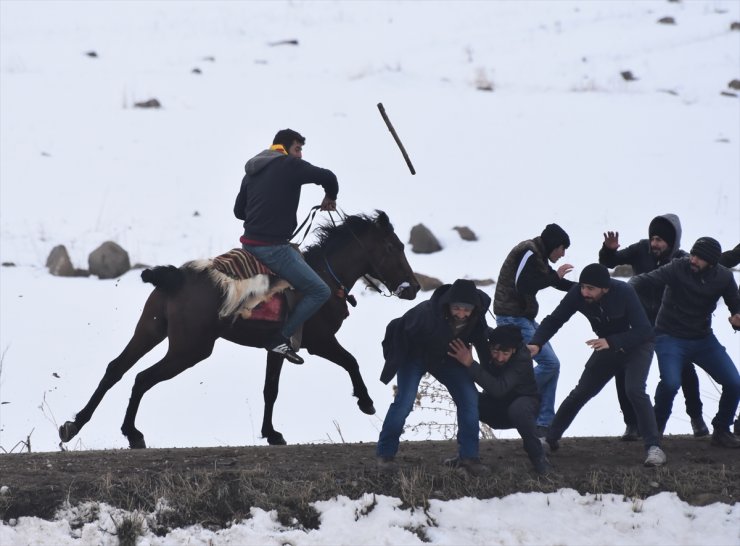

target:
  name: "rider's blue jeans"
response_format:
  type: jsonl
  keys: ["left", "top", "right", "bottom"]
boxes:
{"left": 242, "top": 243, "right": 331, "bottom": 339}
{"left": 376, "top": 356, "right": 480, "bottom": 459}
{"left": 496, "top": 315, "right": 560, "bottom": 428}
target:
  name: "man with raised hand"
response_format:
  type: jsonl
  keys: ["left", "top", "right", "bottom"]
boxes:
{"left": 599, "top": 214, "right": 708, "bottom": 440}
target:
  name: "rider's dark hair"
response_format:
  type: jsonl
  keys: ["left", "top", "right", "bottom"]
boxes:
{"left": 273, "top": 129, "right": 305, "bottom": 150}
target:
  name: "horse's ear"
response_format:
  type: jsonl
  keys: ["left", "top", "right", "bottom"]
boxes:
{"left": 375, "top": 210, "right": 391, "bottom": 230}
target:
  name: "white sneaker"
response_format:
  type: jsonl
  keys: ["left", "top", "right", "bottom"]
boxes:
{"left": 644, "top": 445, "right": 667, "bottom": 467}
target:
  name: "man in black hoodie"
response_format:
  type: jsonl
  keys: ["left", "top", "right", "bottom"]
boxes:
{"left": 448, "top": 325, "right": 553, "bottom": 474}
{"left": 631, "top": 237, "right": 740, "bottom": 448}
{"left": 233, "top": 129, "right": 339, "bottom": 365}
{"left": 493, "top": 223, "right": 575, "bottom": 438}
{"left": 529, "top": 264, "right": 667, "bottom": 467}
{"left": 599, "top": 214, "right": 708, "bottom": 440}
{"left": 377, "top": 279, "right": 491, "bottom": 476}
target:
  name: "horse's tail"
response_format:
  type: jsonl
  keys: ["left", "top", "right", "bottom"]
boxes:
{"left": 141, "top": 265, "right": 184, "bottom": 295}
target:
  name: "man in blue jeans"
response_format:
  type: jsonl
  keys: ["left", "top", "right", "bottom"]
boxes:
{"left": 631, "top": 237, "right": 740, "bottom": 448}
{"left": 493, "top": 223, "right": 575, "bottom": 437}
{"left": 377, "top": 279, "right": 491, "bottom": 476}
{"left": 234, "top": 129, "right": 338, "bottom": 364}
{"left": 599, "top": 213, "right": 708, "bottom": 440}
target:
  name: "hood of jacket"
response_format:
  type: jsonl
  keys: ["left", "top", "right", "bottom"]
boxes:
{"left": 649, "top": 213, "right": 683, "bottom": 258}
{"left": 433, "top": 279, "right": 491, "bottom": 316}
{"left": 244, "top": 149, "right": 286, "bottom": 176}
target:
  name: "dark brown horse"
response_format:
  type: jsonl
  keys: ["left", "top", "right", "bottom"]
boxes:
{"left": 59, "top": 210, "right": 419, "bottom": 449}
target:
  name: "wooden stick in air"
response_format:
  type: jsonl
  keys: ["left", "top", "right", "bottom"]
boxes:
{"left": 377, "top": 102, "right": 416, "bottom": 175}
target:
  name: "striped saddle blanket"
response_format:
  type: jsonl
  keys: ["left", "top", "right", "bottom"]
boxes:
{"left": 210, "top": 248, "right": 286, "bottom": 322}
{"left": 211, "top": 248, "right": 274, "bottom": 279}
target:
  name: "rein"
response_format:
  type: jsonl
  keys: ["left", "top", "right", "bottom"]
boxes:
{"left": 290, "top": 205, "right": 322, "bottom": 246}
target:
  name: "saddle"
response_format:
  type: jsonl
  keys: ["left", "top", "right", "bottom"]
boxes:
{"left": 206, "top": 248, "right": 303, "bottom": 348}
{"left": 208, "top": 248, "right": 290, "bottom": 321}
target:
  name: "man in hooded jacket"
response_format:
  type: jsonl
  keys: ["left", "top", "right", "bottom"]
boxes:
{"left": 631, "top": 237, "right": 740, "bottom": 448}
{"left": 233, "top": 129, "right": 338, "bottom": 365}
{"left": 377, "top": 279, "right": 491, "bottom": 476}
{"left": 599, "top": 213, "right": 708, "bottom": 440}
{"left": 493, "top": 223, "right": 575, "bottom": 437}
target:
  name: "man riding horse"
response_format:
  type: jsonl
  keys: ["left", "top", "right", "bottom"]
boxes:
{"left": 233, "top": 128, "right": 339, "bottom": 364}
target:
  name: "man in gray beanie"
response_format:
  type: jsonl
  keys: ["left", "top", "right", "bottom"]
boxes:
{"left": 528, "top": 264, "right": 667, "bottom": 467}
{"left": 631, "top": 237, "right": 740, "bottom": 448}
{"left": 598, "top": 214, "right": 708, "bottom": 440}
{"left": 493, "top": 223, "right": 575, "bottom": 439}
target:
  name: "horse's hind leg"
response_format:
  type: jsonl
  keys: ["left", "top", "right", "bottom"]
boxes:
{"left": 59, "top": 290, "right": 168, "bottom": 443}
{"left": 261, "top": 352, "right": 287, "bottom": 445}
{"left": 120, "top": 339, "right": 215, "bottom": 449}
{"left": 305, "top": 336, "right": 376, "bottom": 415}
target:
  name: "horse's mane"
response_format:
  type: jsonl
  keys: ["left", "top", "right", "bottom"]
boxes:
{"left": 303, "top": 211, "right": 391, "bottom": 262}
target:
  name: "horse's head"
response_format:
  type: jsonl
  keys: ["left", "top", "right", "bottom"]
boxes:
{"left": 361, "top": 210, "right": 420, "bottom": 300}
{"left": 306, "top": 210, "right": 420, "bottom": 300}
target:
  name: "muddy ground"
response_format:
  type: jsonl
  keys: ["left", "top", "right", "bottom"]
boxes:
{"left": 0, "top": 434, "right": 737, "bottom": 529}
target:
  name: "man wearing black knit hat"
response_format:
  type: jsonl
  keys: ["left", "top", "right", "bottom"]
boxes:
{"left": 493, "top": 223, "right": 575, "bottom": 439}
{"left": 448, "top": 325, "right": 553, "bottom": 474}
{"left": 598, "top": 214, "right": 708, "bottom": 440}
{"left": 377, "top": 279, "right": 493, "bottom": 476}
{"left": 631, "top": 237, "right": 740, "bottom": 448}
{"left": 528, "top": 263, "right": 667, "bottom": 467}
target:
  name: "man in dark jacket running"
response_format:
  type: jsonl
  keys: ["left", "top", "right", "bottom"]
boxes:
{"left": 631, "top": 237, "right": 740, "bottom": 448}
{"left": 493, "top": 223, "right": 575, "bottom": 438}
{"left": 233, "top": 129, "right": 338, "bottom": 364}
{"left": 448, "top": 325, "right": 553, "bottom": 474}
{"left": 599, "top": 213, "right": 708, "bottom": 440}
{"left": 529, "top": 264, "right": 667, "bottom": 467}
{"left": 377, "top": 279, "right": 491, "bottom": 476}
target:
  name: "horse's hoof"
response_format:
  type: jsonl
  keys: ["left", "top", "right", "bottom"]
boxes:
{"left": 266, "top": 432, "right": 287, "bottom": 446}
{"left": 59, "top": 421, "right": 79, "bottom": 443}
{"left": 358, "top": 400, "right": 376, "bottom": 415}
{"left": 128, "top": 437, "right": 147, "bottom": 449}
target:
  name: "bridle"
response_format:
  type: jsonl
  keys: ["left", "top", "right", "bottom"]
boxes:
{"left": 291, "top": 206, "right": 410, "bottom": 302}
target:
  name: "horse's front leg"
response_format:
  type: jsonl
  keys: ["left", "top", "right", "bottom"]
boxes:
{"left": 306, "top": 336, "right": 375, "bottom": 415}
{"left": 261, "top": 352, "right": 287, "bottom": 445}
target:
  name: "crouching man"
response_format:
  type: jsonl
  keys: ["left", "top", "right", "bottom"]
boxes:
{"left": 448, "top": 325, "right": 553, "bottom": 474}
{"left": 528, "top": 264, "right": 667, "bottom": 467}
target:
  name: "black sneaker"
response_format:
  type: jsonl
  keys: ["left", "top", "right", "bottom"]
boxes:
{"left": 690, "top": 417, "right": 709, "bottom": 437}
{"left": 710, "top": 429, "right": 740, "bottom": 448}
{"left": 620, "top": 424, "right": 640, "bottom": 441}
{"left": 266, "top": 336, "right": 304, "bottom": 364}
{"left": 535, "top": 425, "right": 549, "bottom": 439}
